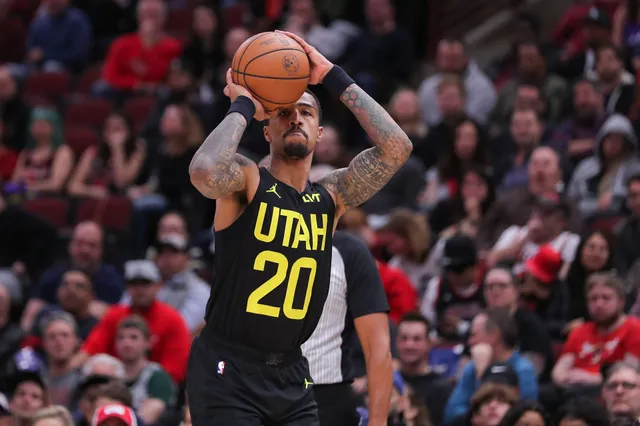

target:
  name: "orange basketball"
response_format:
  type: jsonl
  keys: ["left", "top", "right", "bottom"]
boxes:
{"left": 232, "top": 32, "right": 310, "bottom": 111}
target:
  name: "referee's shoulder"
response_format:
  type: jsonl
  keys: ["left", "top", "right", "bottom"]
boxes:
{"left": 332, "top": 230, "right": 368, "bottom": 253}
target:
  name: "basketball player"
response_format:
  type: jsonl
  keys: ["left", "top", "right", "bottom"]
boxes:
{"left": 187, "top": 30, "right": 412, "bottom": 426}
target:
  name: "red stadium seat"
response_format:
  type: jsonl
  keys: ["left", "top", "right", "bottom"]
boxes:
{"left": 24, "top": 72, "right": 72, "bottom": 104}
{"left": 75, "top": 64, "right": 103, "bottom": 95}
{"left": 22, "top": 198, "right": 68, "bottom": 228}
{"left": 77, "top": 197, "right": 132, "bottom": 232}
{"left": 123, "top": 96, "right": 156, "bottom": 130}
{"left": 64, "top": 99, "right": 113, "bottom": 129}
{"left": 65, "top": 126, "right": 99, "bottom": 157}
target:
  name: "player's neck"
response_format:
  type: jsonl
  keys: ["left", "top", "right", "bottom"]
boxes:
{"left": 268, "top": 156, "right": 313, "bottom": 193}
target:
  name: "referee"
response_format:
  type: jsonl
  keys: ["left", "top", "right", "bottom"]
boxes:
{"left": 302, "top": 231, "right": 392, "bottom": 426}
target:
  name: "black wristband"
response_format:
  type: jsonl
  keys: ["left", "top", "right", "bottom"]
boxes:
{"left": 322, "top": 65, "right": 354, "bottom": 97}
{"left": 226, "top": 96, "right": 256, "bottom": 124}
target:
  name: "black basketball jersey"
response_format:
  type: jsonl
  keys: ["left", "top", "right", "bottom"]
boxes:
{"left": 205, "top": 167, "right": 335, "bottom": 352}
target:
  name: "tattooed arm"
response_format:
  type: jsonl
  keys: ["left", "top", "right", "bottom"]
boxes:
{"left": 318, "top": 84, "right": 413, "bottom": 216}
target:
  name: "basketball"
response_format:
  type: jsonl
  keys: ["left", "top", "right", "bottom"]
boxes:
{"left": 232, "top": 32, "right": 310, "bottom": 111}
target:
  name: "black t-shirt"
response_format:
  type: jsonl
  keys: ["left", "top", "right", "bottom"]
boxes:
{"left": 513, "top": 307, "right": 554, "bottom": 381}
{"left": 401, "top": 372, "right": 453, "bottom": 426}
{"left": 205, "top": 168, "right": 336, "bottom": 352}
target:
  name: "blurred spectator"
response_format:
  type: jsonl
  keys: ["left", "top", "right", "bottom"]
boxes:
{"left": 613, "top": 0, "right": 640, "bottom": 72}
{"left": 313, "top": 124, "right": 349, "bottom": 168}
{"left": 421, "top": 235, "right": 484, "bottom": 342}
{"left": 568, "top": 114, "right": 640, "bottom": 220}
{"left": 385, "top": 374, "right": 432, "bottom": 426}
{"left": 477, "top": 147, "right": 567, "bottom": 249}
{"left": 343, "top": 0, "right": 414, "bottom": 101}
{"left": 395, "top": 312, "right": 452, "bottom": 426}
{"left": 493, "top": 109, "right": 544, "bottom": 190}
{"left": 418, "top": 38, "right": 497, "bottom": 126}
{"left": 492, "top": 41, "right": 568, "bottom": 128}
{"left": 0, "top": 283, "right": 23, "bottom": 378}
{"left": 115, "top": 315, "right": 176, "bottom": 424}
{"left": 92, "top": 403, "right": 137, "bottom": 426}
{"left": 552, "top": 273, "right": 640, "bottom": 390}
{"left": 467, "top": 383, "right": 517, "bottom": 426}
{"left": 23, "top": 0, "right": 92, "bottom": 74}
{"left": 594, "top": 44, "right": 635, "bottom": 116}
{"left": 601, "top": 362, "right": 640, "bottom": 421}
{"left": 8, "top": 370, "right": 49, "bottom": 426}
{"left": 32, "top": 405, "right": 73, "bottom": 426}
{"left": 555, "top": 396, "right": 611, "bottom": 426}
{"left": 46, "top": 270, "right": 99, "bottom": 341}
{"left": 68, "top": 113, "right": 146, "bottom": 199}
{"left": 483, "top": 267, "right": 554, "bottom": 379}
{"left": 422, "top": 119, "right": 491, "bottom": 209}
{"left": 565, "top": 231, "right": 615, "bottom": 323}
{"left": 375, "top": 260, "right": 418, "bottom": 325}
{"left": 39, "top": 312, "right": 82, "bottom": 407}
{"left": 96, "top": 0, "right": 182, "bottom": 101}
{"left": 86, "top": 0, "right": 137, "bottom": 58}
{"left": 82, "top": 354, "right": 125, "bottom": 379}
{"left": 488, "top": 193, "right": 579, "bottom": 276}
{"left": 388, "top": 88, "right": 428, "bottom": 148}
{"left": 549, "top": 79, "right": 604, "bottom": 170}
{"left": 0, "top": 67, "right": 30, "bottom": 153}
{"left": 445, "top": 308, "right": 537, "bottom": 423}
{"left": 22, "top": 222, "right": 124, "bottom": 332}
{"left": 615, "top": 173, "right": 640, "bottom": 276}
{"left": 10, "top": 107, "right": 73, "bottom": 196}
{"left": 498, "top": 401, "right": 549, "bottom": 426}
{"left": 74, "top": 260, "right": 191, "bottom": 383}
{"left": 519, "top": 245, "right": 569, "bottom": 340}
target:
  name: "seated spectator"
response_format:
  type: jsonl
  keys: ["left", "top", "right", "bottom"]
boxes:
{"left": 552, "top": 273, "right": 640, "bottom": 390}
{"left": 549, "top": 79, "right": 604, "bottom": 171}
{"left": 82, "top": 354, "right": 126, "bottom": 380}
{"left": 72, "top": 260, "right": 191, "bottom": 383}
{"left": 601, "top": 362, "right": 640, "bottom": 421}
{"left": 488, "top": 192, "right": 580, "bottom": 276}
{"left": 384, "top": 373, "right": 432, "bottom": 426}
{"left": 10, "top": 108, "right": 73, "bottom": 195}
{"left": 388, "top": 88, "right": 428, "bottom": 149}
{"left": 0, "top": 67, "right": 30, "bottom": 153}
{"left": 95, "top": 0, "right": 181, "bottom": 102}
{"left": 613, "top": 0, "right": 640, "bottom": 71}
{"left": 568, "top": 114, "right": 640, "bottom": 220}
{"left": 595, "top": 44, "right": 635, "bottom": 116}
{"left": 312, "top": 124, "right": 349, "bottom": 169}
{"left": 91, "top": 383, "right": 140, "bottom": 424}
{"left": 556, "top": 396, "right": 611, "bottom": 426}
{"left": 21, "top": 222, "right": 124, "bottom": 332}
{"left": 519, "top": 245, "right": 569, "bottom": 340}
{"left": 0, "top": 283, "right": 23, "bottom": 378}
{"left": 7, "top": 370, "right": 49, "bottom": 426}
{"left": 68, "top": 112, "right": 146, "bottom": 199}
{"left": 32, "top": 405, "right": 74, "bottom": 426}
{"left": 422, "top": 119, "right": 491, "bottom": 209}
{"left": 22, "top": 0, "right": 91, "bottom": 75}
{"left": 615, "top": 174, "right": 640, "bottom": 276}
{"left": 422, "top": 236, "right": 485, "bottom": 343}
{"left": 477, "top": 147, "right": 569, "bottom": 249}
{"left": 73, "top": 364, "right": 120, "bottom": 426}
{"left": 467, "top": 383, "right": 517, "bottom": 426}
{"left": 39, "top": 312, "right": 82, "bottom": 407}
{"left": 418, "top": 38, "right": 496, "bottom": 126}
{"left": 483, "top": 267, "right": 554, "bottom": 378}
{"left": 115, "top": 315, "right": 176, "bottom": 424}
{"left": 498, "top": 401, "right": 550, "bottom": 426}
{"left": 444, "top": 307, "right": 537, "bottom": 423}
{"left": 395, "top": 312, "right": 452, "bottom": 426}
{"left": 565, "top": 231, "right": 615, "bottom": 324}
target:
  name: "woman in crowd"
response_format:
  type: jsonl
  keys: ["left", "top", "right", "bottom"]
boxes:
{"left": 498, "top": 401, "right": 549, "bottom": 426}
{"left": 10, "top": 108, "right": 73, "bottom": 195}
{"left": 67, "top": 112, "right": 146, "bottom": 199}
{"left": 468, "top": 383, "right": 517, "bottom": 426}
{"left": 555, "top": 397, "right": 610, "bottom": 426}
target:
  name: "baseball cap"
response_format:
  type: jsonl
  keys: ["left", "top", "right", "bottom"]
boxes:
{"left": 8, "top": 370, "right": 46, "bottom": 396}
{"left": 124, "top": 260, "right": 160, "bottom": 283}
{"left": 443, "top": 235, "right": 477, "bottom": 272}
{"left": 156, "top": 233, "right": 188, "bottom": 252}
{"left": 481, "top": 362, "right": 519, "bottom": 387}
{"left": 584, "top": 7, "right": 612, "bottom": 29}
{"left": 525, "top": 245, "right": 562, "bottom": 284}
{"left": 92, "top": 404, "right": 137, "bottom": 426}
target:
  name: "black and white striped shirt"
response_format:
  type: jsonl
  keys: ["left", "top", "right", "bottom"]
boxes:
{"left": 302, "top": 231, "right": 389, "bottom": 384}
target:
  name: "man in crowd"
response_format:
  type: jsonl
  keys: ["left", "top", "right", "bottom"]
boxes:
{"left": 601, "top": 362, "right": 640, "bottom": 422}
{"left": 7, "top": 370, "right": 49, "bottom": 426}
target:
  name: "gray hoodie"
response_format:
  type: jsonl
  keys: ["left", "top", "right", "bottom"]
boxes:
{"left": 568, "top": 114, "right": 640, "bottom": 218}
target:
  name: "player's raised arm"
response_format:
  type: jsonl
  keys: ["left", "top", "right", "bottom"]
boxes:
{"left": 276, "top": 31, "right": 413, "bottom": 216}
{"left": 189, "top": 69, "right": 267, "bottom": 199}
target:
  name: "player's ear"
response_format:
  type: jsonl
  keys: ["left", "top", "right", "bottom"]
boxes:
{"left": 316, "top": 125, "right": 323, "bottom": 141}
{"left": 263, "top": 125, "right": 271, "bottom": 143}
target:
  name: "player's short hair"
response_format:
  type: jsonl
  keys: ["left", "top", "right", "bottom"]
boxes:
{"left": 586, "top": 271, "right": 625, "bottom": 299}
{"left": 398, "top": 312, "right": 431, "bottom": 337}
{"left": 263, "top": 89, "right": 322, "bottom": 125}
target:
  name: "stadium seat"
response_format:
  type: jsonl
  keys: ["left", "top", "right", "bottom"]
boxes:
{"left": 77, "top": 197, "right": 132, "bottom": 232}
{"left": 22, "top": 198, "right": 68, "bottom": 228}
{"left": 24, "top": 72, "right": 72, "bottom": 104}
{"left": 64, "top": 99, "right": 113, "bottom": 129}
{"left": 65, "top": 126, "right": 99, "bottom": 157}
{"left": 123, "top": 96, "right": 156, "bottom": 130}
{"left": 75, "top": 64, "right": 103, "bottom": 95}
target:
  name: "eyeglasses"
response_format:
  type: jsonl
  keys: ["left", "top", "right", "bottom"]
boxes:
{"left": 604, "top": 381, "right": 639, "bottom": 391}
{"left": 485, "top": 282, "right": 512, "bottom": 291}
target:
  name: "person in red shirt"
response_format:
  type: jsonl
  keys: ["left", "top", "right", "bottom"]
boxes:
{"left": 95, "top": 0, "right": 181, "bottom": 100}
{"left": 552, "top": 271, "right": 640, "bottom": 389}
{"left": 376, "top": 260, "right": 417, "bottom": 323}
{"left": 69, "top": 260, "right": 191, "bottom": 383}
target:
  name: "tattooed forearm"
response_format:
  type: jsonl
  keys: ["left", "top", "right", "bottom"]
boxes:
{"left": 319, "top": 85, "right": 412, "bottom": 211}
{"left": 189, "top": 113, "right": 248, "bottom": 199}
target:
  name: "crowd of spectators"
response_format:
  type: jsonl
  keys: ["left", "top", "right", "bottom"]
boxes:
{"left": 4, "top": 0, "right": 640, "bottom": 425}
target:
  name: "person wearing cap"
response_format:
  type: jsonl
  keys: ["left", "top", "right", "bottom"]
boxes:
{"left": 444, "top": 308, "right": 537, "bottom": 423}
{"left": 488, "top": 191, "right": 579, "bottom": 278}
{"left": 92, "top": 404, "right": 137, "bottom": 426}
{"left": 70, "top": 260, "right": 190, "bottom": 384}
{"left": 7, "top": 369, "right": 49, "bottom": 426}
{"left": 569, "top": 113, "right": 640, "bottom": 220}
{"left": 122, "top": 234, "right": 209, "bottom": 334}
{"left": 520, "top": 245, "right": 569, "bottom": 340}
{"left": 553, "top": 272, "right": 640, "bottom": 391}
{"left": 421, "top": 235, "right": 485, "bottom": 343}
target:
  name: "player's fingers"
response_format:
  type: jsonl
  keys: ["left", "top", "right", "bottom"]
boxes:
{"left": 223, "top": 85, "right": 230, "bottom": 97}
{"left": 276, "top": 30, "right": 311, "bottom": 52}
{"left": 226, "top": 68, "right": 234, "bottom": 86}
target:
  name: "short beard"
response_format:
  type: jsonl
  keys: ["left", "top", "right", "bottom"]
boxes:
{"left": 595, "top": 312, "right": 621, "bottom": 329}
{"left": 283, "top": 142, "right": 310, "bottom": 159}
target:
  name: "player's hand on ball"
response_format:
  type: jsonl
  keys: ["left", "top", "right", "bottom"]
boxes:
{"left": 275, "top": 30, "right": 333, "bottom": 84}
{"left": 223, "top": 69, "right": 271, "bottom": 121}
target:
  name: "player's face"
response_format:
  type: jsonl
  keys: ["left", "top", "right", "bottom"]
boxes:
{"left": 264, "top": 92, "right": 322, "bottom": 160}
